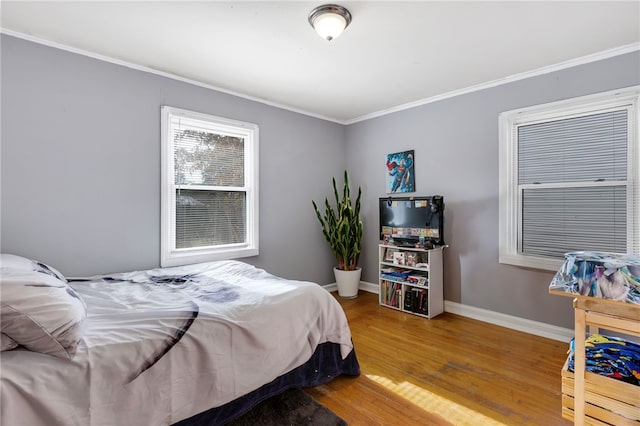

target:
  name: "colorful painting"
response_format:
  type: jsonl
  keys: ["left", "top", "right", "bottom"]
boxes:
{"left": 385, "top": 150, "right": 415, "bottom": 193}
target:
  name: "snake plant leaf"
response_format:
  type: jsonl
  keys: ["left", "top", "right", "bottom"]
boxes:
{"left": 312, "top": 171, "right": 363, "bottom": 271}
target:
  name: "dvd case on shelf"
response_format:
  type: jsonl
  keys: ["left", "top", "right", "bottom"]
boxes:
{"left": 378, "top": 244, "right": 444, "bottom": 319}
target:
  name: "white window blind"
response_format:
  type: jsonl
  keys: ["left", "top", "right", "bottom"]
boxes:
{"left": 175, "top": 190, "right": 246, "bottom": 249}
{"left": 172, "top": 122, "right": 246, "bottom": 249}
{"left": 499, "top": 86, "right": 639, "bottom": 271}
{"left": 161, "top": 107, "right": 259, "bottom": 267}
{"left": 518, "top": 110, "right": 628, "bottom": 258}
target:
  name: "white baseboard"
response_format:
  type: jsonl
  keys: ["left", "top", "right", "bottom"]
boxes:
{"left": 324, "top": 281, "right": 573, "bottom": 342}
{"left": 323, "top": 283, "right": 338, "bottom": 293}
{"left": 322, "top": 281, "right": 378, "bottom": 294}
{"left": 444, "top": 301, "right": 573, "bottom": 342}
{"left": 359, "top": 281, "right": 379, "bottom": 294}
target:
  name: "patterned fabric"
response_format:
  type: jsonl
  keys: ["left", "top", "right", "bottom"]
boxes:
{"left": 0, "top": 253, "right": 67, "bottom": 282}
{"left": 1, "top": 260, "right": 356, "bottom": 426}
{"left": 549, "top": 251, "right": 640, "bottom": 304}
{"left": 0, "top": 255, "right": 87, "bottom": 359}
{"left": 568, "top": 334, "right": 640, "bottom": 386}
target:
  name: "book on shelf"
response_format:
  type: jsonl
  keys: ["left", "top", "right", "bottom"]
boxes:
{"left": 404, "top": 290, "right": 414, "bottom": 311}
{"left": 420, "top": 290, "right": 428, "bottom": 315}
{"left": 381, "top": 280, "right": 402, "bottom": 308}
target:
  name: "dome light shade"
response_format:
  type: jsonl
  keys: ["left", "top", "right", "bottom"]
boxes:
{"left": 308, "top": 4, "right": 352, "bottom": 41}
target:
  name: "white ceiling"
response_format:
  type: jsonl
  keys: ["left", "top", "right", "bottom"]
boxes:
{"left": 2, "top": 1, "right": 639, "bottom": 124}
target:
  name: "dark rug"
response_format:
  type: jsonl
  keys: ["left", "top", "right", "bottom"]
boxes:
{"left": 227, "top": 388, "right": 347, "bottom": 426}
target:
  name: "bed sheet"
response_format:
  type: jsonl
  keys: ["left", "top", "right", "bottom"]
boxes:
{"left": 1, "top": 260, "right": 356, "bottom": 426}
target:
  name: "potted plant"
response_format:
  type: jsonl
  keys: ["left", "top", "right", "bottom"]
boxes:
{"left": 312, "top": 170, "right": 363, "bottom": 298}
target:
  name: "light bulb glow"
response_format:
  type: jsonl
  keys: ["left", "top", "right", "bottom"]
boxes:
{"left": 308, "top": 4, "right": 352, "bottom": 41}
{"left": 313, "top": 13, "right": 347, "bottom": 40}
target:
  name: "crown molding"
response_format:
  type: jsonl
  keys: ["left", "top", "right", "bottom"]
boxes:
{"left": 0, "top": 28, "right": 344, "bottom": 124}
{"left": 345, "top": 42, "right": 640, "bottom": 125}
{"left": 2, "top": 28, "right": 638, "bottom": 126}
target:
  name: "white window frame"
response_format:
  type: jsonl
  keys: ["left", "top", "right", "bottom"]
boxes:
{"left": 499, "top": 86, "right": 640, "bottom": 271}
{"left": 161, "top": 106, "right": 259, "bottom": 267}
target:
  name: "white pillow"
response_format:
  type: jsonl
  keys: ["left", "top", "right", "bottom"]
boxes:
{"left": 0, "top": 253, "right": 67, "bottom": 282}
{"left": 0, "top": 267, "right": 87, "bottom": 359}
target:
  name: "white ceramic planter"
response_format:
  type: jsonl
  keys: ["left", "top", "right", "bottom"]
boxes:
{"left": 333, "top": 267, "right": 361, "bottom": 299}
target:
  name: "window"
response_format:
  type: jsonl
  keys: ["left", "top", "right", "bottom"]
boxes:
{"left": 499, "top": 87, "right": 639, "bottom": 271}
{"left": 161, "top": 106, "right": 259, "bottom": 267}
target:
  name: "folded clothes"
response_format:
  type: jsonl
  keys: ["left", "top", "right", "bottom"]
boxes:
{"left": 568, "top": 334, "right": 640, "bottom": 386}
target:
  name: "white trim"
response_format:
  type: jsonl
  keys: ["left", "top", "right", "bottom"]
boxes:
{"left": 499, "top": 86, "right": 640, "bottom": 270}
{"left": 443, "top": 301, "right": 573, "bottom": 342}
{"left": 2, "top": 28, "right": 638, "bottom": 125}
{"left": 322, "top": 283, "right": 338, "bottom": 293}
{"left": 347, "top": 281, "right": 573, "bottom": 342}
{"left": 160, "top": 106, "right": 259, "bottom": 267}
{"left": 358, "top": 281, "right": 379, "bottom": 294}
{"left": 345, "top": 43, "right": 640, "bottom": 125}
{"left": 0, "top": 29, "right": 343, "bottom": 125}
{"left": 322, "top": 280, "right": 377, "bottom": 294}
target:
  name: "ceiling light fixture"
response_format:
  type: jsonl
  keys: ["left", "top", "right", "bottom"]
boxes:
{"left": 308, "top": 4, "right": 352, "bottom": 41}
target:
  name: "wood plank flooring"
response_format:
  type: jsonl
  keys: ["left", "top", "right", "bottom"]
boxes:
{"left": 305, "top": 291, "right": 572, "bottom": 425}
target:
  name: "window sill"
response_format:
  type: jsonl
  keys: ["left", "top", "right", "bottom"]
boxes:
{"left": 161, "top": 246, "right": 258, "bottom": 268}
{"left": 498, "top": 253, "right": 563, "bottom": 272}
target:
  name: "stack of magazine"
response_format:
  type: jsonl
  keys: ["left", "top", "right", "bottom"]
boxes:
{"left": 381, "top": 268, "right": 428, "bottom": 286}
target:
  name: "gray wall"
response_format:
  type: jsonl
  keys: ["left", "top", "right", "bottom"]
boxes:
{"left": 346, "top": 51, "right": 640, "bottom": 328}
{"left": 0, "top": 34, "right": 346, "bottom": 282}
{"left": 2, "top": 34, "right": 639, "bottom": 329}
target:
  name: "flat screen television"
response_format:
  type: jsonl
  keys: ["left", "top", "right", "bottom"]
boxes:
{"left": 379, "top": 196, "right": 444, "bottom": 246}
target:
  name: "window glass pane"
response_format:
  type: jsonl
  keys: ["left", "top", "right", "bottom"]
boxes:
{"left": 173, "top": 126, "right": 244, "bottom": 187}
{"left": 518, "top": 110, "right": 627, "bottom": 184}
{"left": 522, "top": 186, "right": 626, "bottom": 258}
{"left": 175, "top": 189, "right": 246, "bottom": 249}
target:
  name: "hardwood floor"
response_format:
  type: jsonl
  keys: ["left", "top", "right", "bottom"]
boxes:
{"left": 305, "top": 291, "right": 572, "bottom": 426}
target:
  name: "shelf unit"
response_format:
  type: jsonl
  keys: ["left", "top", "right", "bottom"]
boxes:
{"left": 378, "top": 244, "right": 444, "bottom": 319}
{"left": 562, "top": 297, "right": 640, "bottom": 425}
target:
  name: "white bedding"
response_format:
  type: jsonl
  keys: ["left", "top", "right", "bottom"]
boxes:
{"left": 0, "top": 260, "right": 354, "bottom": 426}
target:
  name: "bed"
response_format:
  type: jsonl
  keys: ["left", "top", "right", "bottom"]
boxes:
{"left": 0, "top": 255, "right": 360, "bottom": 426}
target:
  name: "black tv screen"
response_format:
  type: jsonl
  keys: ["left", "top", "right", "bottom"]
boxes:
{"left": 379, "top": 196, "right": 444, "bottom": 246}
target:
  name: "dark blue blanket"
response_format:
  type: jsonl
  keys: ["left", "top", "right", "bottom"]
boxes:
{"left": 173, "top": 342, "right": 360, "bottom": 425}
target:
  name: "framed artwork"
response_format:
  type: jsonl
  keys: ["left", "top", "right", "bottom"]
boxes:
{"left": 384, "top": 248, "right": 397, "bottom": 262}
{"left": 386, "top": 150, "right": 415, "bottom": 193}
